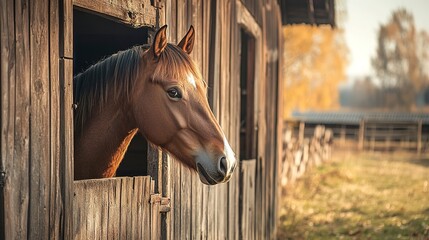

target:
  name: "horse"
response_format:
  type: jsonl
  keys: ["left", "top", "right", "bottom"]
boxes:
{"left": 73, "top": 25, "right": 237, "bottom": 185}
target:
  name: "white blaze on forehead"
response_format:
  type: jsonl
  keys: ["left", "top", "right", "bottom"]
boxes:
{"left": 187, "top": 74, "right": 197, "bottom": 88}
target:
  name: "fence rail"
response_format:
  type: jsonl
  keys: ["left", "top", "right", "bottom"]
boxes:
{"left": 287, "top": 119, "right": 429, "bottom": 153}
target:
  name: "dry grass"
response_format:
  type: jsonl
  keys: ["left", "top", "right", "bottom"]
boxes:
{"left": 277, "top": 151, "right": 429, "bottom": 240}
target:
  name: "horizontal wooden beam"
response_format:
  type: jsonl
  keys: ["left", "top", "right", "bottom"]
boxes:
{"left": 73, "top": 0, "right": 157, "bottom": 27}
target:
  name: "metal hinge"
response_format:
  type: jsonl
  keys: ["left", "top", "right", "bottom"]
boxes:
{"left": 150, "top": 194, "right": 171, "bottom": 213}
{"left": 0, "top": 170, "right": 6, "bottom": 187}
{"left": 153, "top": 0, "right": 164, "bottom": 9}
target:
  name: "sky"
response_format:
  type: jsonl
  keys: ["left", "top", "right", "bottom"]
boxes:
{"left": 344, "top": 0, "right": 429, "bottom": 81}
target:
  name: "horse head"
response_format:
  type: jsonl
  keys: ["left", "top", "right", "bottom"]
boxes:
{"left": 132, "top": 26, "right": 237, "bottom": 185}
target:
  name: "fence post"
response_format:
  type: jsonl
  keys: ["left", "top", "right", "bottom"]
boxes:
{"left": 340, "top": 124, "right": 346, "bottom": 147}
{"left": 358, "top": 119, "right": 365, "bottom": 150}
{"left": 417, "top": 120, "right": 422, "bottom": 155}
{"left": 298, "top": 122, "right": 305, "bottom": 144}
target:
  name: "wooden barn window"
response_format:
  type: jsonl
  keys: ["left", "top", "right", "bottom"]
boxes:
{"left": 239, "top": 29, "right": 257, "bottom": 161}
{"left": 73, "top": 9, "right": 151, "bottom": 176}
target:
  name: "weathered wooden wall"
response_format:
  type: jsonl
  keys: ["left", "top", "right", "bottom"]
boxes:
{"left": 156, "top": 0, "right": 283, "bottom": 239}
{"left": 1, "top": 0, "right": 283, "bottom": 239}
{"left": 0, "top": 0, "right": 74, "bottom": 239}
{"left": 159, "top": 1, "right": 241, "bottom": 238}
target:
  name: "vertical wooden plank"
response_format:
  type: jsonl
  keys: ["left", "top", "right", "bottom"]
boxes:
{"left": 147, "top": 145, "right": 161, "bottom": 193}
{"left": 12, "top": 0, "right": 31, "bottom": 237}
{"left": 166, "top": 0, "right": 177, "bottom": 43}
{"left": 160, "top": 152, "right": 171, "bottom": 240}
{"left": 58, "top": 21, "right": 73, "bottom": 240}
{"left": 125, "top": 178, "right": 135, "bottom": 239}
{"left": 1, "top": 0, "right": 28, "bottom": 239}
{"left": 111, "top": 179, "right": 122, "bottom": 240}
{"left": 150, "top": 192, "right": 162, "bottom": 240}
{"left": 132, "top": 177, "right": 142, "bottom": 239}
{"left": 100, "top": 180, "right": 110, "bottom": 240}
{"left": 86, "top": 181, "right": 96, "bottom": 240}
{"left": 239, "top": 162, "right": 250, "bottom": 240}
{"left": 29, "top": 0, "right": 50, "bottom": 238}
{"left": 190, "top": 174, "right": 200, "bottom": 239}
{"left": 170, "top": 158, "right": 179, "bottom": 239}
{"left": 143, "top": 177, "right": 152, "bottom": 240}
{"left": 74, "top": 181, "right": 88, "bottom": 239}
{"left": 176, "top": 0, "right": 186, "bottom": 40}
{"left": 359, "top": 119, "right": 365, "bottom": 150}
{"left": 60, "top": 58, "right": 74, "bottom": 240}
{"left": 417, "top": 120, "right": 422, "bottom": 155}
{"left": 181, "top": 167, "right": 192, "bottom": 239}
{"left": 60, "top": 0, "right": 73, "bottom": 58}
{"left": 48, "top": 0, "right": 63, "bottom": 238}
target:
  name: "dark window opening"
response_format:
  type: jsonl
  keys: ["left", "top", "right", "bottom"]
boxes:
{"left": 73, "top": 9, "right": 150, "bottom": 177}
{"left": 207, "top": 0, "right": 218, "bottom": 111}
{"left": 239, "top": 29, "right": 257, "bottom": 160}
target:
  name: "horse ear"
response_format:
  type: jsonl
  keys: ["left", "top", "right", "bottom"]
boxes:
{"left": 178, "top": 26, "right": 195, "bottom": 54}
{"left": 152, "top": 25, "right": 168, "bottom": 58}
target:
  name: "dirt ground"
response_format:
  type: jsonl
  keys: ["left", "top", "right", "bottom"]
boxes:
{"left": 277, "top": 151, "right": 429, "bottom": 240}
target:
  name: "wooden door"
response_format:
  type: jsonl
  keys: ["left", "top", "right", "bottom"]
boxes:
{"left": 73, "top": 176, "right": 169, "bottom": 239}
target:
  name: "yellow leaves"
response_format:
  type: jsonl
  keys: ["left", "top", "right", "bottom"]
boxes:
{"left": 282, "top": 25, "right": 348, "bottom": 118}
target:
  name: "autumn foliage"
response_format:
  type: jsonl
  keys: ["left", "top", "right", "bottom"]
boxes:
{"left": 282, "top": 25, "right": 348, "bottom": 118}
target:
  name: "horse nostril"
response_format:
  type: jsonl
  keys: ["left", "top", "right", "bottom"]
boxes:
{"left": 218, "top": 156, "right": 228, "bottom": 177}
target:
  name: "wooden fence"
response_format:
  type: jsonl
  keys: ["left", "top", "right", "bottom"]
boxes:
{"left": 360, "top": 120, "right": 425, "bottom": 153}
{"left": 281, "top": 125, "right": 333, "bottom": 187}
{"left": 293, "top": 120, "right": 428, "bottom": 153}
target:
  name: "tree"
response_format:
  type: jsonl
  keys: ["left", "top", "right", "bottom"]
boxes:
{"left": 282, "top": 25, "right": 348, "bottom": 118}
{"left": 372, "top": 9, "right": 429, "bottom": 110}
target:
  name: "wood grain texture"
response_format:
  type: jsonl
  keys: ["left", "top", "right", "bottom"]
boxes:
{"left": 73, "top": 0, "right": 157, "bottom": 27}
{"left": 158, "top": 0, "right": 282, "bottom": 239}
{"left": 0, "top": 0, "right": 72, "bottom": 237}
{"left": 29, "top": 0, "right": 51, "bottom": 238}
{"left": 60, "top": 0, "right": 73, "bottom": 58}
{"left": 0, "top": 0, "right": 280, "bottom": 239}
{"left": 60, "top": 57, "right": 74, "bottom": 240}
{"left": 73, "top": 177, "right": 160, "bottom": 239}
{"left": 49, "top": 0, "right": 62, "bottom": 238}
{"left": 1, "top": 0, "right": 24, "bottom": 239}
{"left": 240, "top": 160, "right": 256, "bottom": 240}
{"left": 1, "top": 0, "right": 282, "bottom": 238}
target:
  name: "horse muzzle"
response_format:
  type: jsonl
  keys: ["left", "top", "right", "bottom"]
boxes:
{"left": 195, "top": 151, "right": 237, "bottom": 185}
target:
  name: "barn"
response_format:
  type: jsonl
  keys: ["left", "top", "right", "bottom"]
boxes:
{"left": 1, "top": 0, "right": 334, "bottom": 239}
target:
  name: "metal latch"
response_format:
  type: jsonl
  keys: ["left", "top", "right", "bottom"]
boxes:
{"left": 150, "top": 194, "right": 171, "bottom": 213}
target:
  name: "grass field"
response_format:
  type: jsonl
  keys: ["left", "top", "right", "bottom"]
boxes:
{"left": 277, "top": 151, "right": 429, "bottom": 240}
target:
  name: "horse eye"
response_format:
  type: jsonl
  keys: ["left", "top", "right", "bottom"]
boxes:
{"left": 167, "top": 87, "right": 182, "bottom": 100}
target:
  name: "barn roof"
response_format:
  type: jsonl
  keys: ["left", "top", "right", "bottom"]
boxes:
{"left": 291, "top": 111, "right": 429, "bottom": 125}
{"left": 278, "top": 0, "right": 335, "bottom": 27}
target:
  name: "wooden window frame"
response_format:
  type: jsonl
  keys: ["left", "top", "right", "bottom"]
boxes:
{"left": 237, "top": 1, "right": 262, "bottom": 161}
